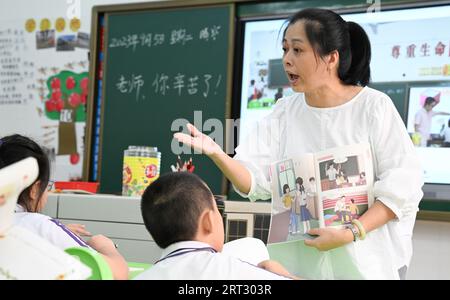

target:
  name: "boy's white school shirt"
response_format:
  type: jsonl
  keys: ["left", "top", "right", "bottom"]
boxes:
{"left": 13, "top": 204, "right": 89, "bottom": 250}
{"left": 233, "top": 86, "right": 424, "bottom": 280}
{"left": 134, "top": 240, "right": 291, "bottom": 280}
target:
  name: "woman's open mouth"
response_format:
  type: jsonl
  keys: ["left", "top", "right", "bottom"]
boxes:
{"left": 286, "top": 72, "right": 300, "bottom": 84}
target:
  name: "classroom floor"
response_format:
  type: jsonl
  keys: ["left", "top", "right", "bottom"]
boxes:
{"left": 407, "top": 220, "right": 450, "bottom": 280}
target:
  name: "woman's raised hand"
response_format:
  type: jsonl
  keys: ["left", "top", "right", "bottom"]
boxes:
{"left": 173, "top": 123, "right": 223, "bottom": 157}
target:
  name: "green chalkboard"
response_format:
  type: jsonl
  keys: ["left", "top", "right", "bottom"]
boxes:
{"left": 368, "top": 82, "right": 408, "bottom": 122}
{"left": 94, "top": 4, "right": 233, "bottom": 194}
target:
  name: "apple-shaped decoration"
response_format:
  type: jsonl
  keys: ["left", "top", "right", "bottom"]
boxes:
{"left": 51, "top": 78, "right": 61, "bottom": 89}
{"left": 70, "top": 153, "right": 80, "bottom": 165}
{"left": 45, "top": 99, "right": 56, "bottom": 112}
{"left": 68, "top": 93, "right": 81, "bottom": 108}
{"left": 80, "top": 77, "right": 89, "bottom": 90}
{"left": 51, "top": 89, "right": 62, "bottom": 101}
{"left": 66, "top": 76, "right": 76, "bottom": 90}
{"left": 55, "top": 99, "right": 64, "bottom": 112}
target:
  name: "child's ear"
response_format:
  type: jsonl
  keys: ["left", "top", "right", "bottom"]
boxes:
{"left": 199, "top": 209, "right": 214, "bottom": 234}
{"left": 29, "top": 181, "right": 41, "bottom": 201}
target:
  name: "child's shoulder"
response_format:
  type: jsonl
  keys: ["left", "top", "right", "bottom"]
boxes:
{"left": 14, "top": 212, "right": 54, "bottom": 231}
{"left": 14, "top": 211, "right": 51, "bottom": 222}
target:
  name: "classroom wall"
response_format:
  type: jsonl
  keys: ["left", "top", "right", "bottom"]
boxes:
{"left": 0, "top": 0, "right": 166, "bottom": 181}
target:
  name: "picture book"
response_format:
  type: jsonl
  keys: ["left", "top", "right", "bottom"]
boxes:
{"left": 268, "top": 142, "right": 374, "bottom": 244}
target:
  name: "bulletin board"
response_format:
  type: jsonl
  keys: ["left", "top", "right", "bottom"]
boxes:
{"left": 0, "top": 14, "right": 90, "bottom": 181}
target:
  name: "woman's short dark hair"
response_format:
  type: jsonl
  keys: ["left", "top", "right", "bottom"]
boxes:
{"left": 0, "top": 134, "right": 50, "bottom": 212}
{"left": 141, "top": 172, "right": 215, "bottom": 249}
{"left": 283, "top": 8, "right": 371, "bottom": 86}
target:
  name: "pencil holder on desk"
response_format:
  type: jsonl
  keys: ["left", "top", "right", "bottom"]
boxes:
{"left": 122, "top": 146, "right": 161, "bottom": 197}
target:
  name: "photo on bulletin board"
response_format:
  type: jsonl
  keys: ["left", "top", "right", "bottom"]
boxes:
{"left": 76, "top": 32, "right": 90, "bottom": 49}
{"left": 56, "top": 35, "right": 76, "bottom": 51}
{"left": 36, "top": 30, "right": 55, "bottom": 49}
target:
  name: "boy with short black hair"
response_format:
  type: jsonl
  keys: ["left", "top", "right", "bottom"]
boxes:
{"left": 136, "top": 172, "right": 296, "bottom": 280}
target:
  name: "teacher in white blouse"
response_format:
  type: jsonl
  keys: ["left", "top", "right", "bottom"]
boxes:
{"left": 175, "top": 8, "right": 423, "bottom": 279}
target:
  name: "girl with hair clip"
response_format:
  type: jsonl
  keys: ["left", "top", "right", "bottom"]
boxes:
{"left": 175, "top": 8, "right": 423, "bottom": 279}
{"left": 0, "top": 134, "right": 128, "bottom": 279}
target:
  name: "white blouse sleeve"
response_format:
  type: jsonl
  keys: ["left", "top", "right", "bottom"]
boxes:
{"left": 232, "top": 98, "right": 287, "bottom": 201}
{"left": 369, "top": 93, "right": 424, "bottom": 220}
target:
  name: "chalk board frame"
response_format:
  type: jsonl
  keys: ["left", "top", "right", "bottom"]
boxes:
{"left": 83, "top": 0, "right": 255, "bottom": 194}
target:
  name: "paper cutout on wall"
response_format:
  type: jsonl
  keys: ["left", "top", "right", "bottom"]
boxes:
{"left": 70, "top": 18, "right": 81, "bottom": 32}
{"left": 55, "top": 18, "right": 66, "bottom": 32}
{"left": 44, "top": 70, "right": 88, "bottom": 163}
{"left": 40, "top": 18, "right": 51, "bottom": 31}
{"left": 25, "top": 19, "right": 36, "bottom": 33}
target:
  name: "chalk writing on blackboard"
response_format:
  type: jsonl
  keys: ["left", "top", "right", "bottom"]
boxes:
{"left": 169, "top": 29, "right": 193, "bottom": 45}
{"left": 108, "top": 25, "right": 222, "bottom": 51}
{"left": 116, "top": 74, "right": 145, "bottom": 101}
{"left": 199, "top": 25, "right": 221, "bottom": 41}
{"left": 115, "top": 73, "right": 223, "bottom": 101}
{"left": 150, "top": 73, "right": 222, "bottom": 98}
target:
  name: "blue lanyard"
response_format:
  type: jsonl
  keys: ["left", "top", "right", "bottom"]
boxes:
{"left": 155, "top": 246, "right": 217, "bottom": 264}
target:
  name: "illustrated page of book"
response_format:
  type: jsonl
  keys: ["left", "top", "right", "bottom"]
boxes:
{"left": 314, "top": 142, "right": 374, "bottom": 229}
{"left": 268, "top": 154, "right": 320, "bottom": 244}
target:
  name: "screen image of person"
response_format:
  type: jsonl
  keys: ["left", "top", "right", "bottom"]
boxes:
{"left": 406, "top": 85, "right": 450, "bottom": 184}
{"left": 412, "top": 95, "right": 450, "bottom": 147}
